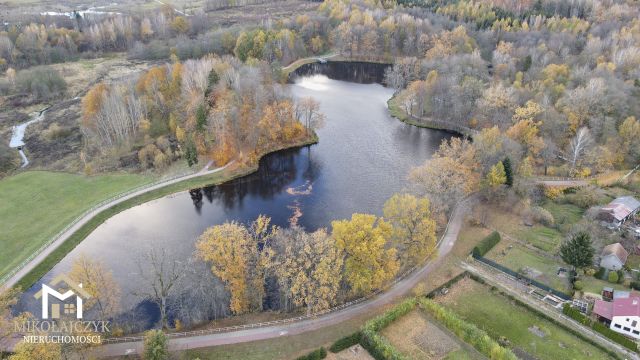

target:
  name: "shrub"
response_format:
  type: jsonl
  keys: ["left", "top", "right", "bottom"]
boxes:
{"left": 15, "top": 66, "right": 67, "bottom": 100}
{"left": 608, "top": 271, "right": 619, "bottom": 283}
{"left": 594, "top": 267, "right": 606, "bottom": 280}
{"left": 419, "top": 298, "right": 517, "bottom": 360}
{"left": 330, "top": 332, "right": 362, "bottom": 353}
{"left": 544, "top": 186, "right": 564, "bottom": 200}
{"left": 617, "top": 270, "right": 625, "bottom": 284}
{"left": 360, "top": 298, "right": 417, "bottom": 360}
{"left": 531, "top": 206, "right": 555, "bottom": 226}
{"left": 472, "top": 231, "right": 501, "bottom": 257}
{"left": 143, "top": 330, "right": 168, "bottom": 360}
{"left": 631, "top": 281, "right": 640, "bottom": 290}
{"left": 296, "top": 347, "right": 327, "bottom": 360}
{"left": 573, "top": 280, "right": 584, "bottom": 291}
{"left": 585, "top": 267, "right": 597, "bottom": 276}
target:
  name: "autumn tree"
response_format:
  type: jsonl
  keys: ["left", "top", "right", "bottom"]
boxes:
{"left": 68, "top": 254, "right": 121, "bottom": 320}
{"left": 271, "top": 227, "right": 343, "bottom": 314}
{"left": 9, "top": 341, "right": 62, "bottom": 360}
{"left": 196, "top": 215, "right": 276, "bottom": 314}
{"left": 331, "top": 214, "right": 398, "bottom": 295}
{"left": 383, "top": 193, "right": 437, "bottom": 266}
{"left": 410, "top": 138, "right": 480, "bottom": 214}
{"left": 486, "top": 161, "right": 507, "bottom": 187}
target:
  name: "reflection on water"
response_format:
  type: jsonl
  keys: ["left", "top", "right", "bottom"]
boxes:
{"left": 18, "top": 75, "right": 453, "bottom": 330}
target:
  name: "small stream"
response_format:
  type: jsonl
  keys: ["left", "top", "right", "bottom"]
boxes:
{"left": 9, "top": 108, "right": 48, "bottom": 168}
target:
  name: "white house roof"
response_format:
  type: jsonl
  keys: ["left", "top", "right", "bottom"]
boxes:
{"left": 602, "top": 196, "right": 640, "bottom": 221}
{"left": 601, "top": 243, "right": 629, "bottom": 264}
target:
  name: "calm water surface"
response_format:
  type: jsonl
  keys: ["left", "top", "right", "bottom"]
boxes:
{"left": 19, "top": 75, "right": 452, "bottom": 327}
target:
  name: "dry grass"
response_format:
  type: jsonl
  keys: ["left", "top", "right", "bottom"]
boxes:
{"left": 326, "top": 345, "right": 375, "bottom": 360}
{"left": 381, "top": 310, "right": 461, "bottom": 359}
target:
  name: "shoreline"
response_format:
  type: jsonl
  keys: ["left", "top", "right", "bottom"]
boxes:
{"left": 11, "top": 132, "right": 318, "bottom": 290}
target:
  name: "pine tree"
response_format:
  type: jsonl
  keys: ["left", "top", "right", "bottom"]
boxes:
{"left": 503, "top": 157, "right": 514, "bottom": 186}
{"left": 196, "top": 104, "right": 207, "bottom": 132}
{"left": 185, "top": 139, "right": 198, "bottom": 167}
{"left": 560, "top": 232, "right": 594, "bottom": 270}
{"left": 143, "top": 330, "right": 168, "bottom": 360}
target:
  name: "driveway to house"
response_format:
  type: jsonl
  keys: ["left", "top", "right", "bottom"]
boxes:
{"left": 1, "top": 162, "right": 233, "bottom": 290}
{"left": 96, "top": 195, "right": 477, "bottom": 358}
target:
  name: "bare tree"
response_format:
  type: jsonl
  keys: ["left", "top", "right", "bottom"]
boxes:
{"left": 563, "top": 127, "right": 592, "bottom": 172}
{"left": 134, "top": 248, "right": 184, "bottom": 329}
{"left": 295, "top": 97, "right": 325, "bottom": 134}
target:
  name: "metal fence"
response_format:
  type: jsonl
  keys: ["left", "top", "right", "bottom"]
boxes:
{"left": 0, "top": 170, "right": 199, "bottom": 286}
{"left": 472, "top": 253, "right": 572, "bottom": 301}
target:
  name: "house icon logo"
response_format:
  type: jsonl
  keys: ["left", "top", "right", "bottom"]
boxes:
{"left": 33, "top": 274, "right": 92, "bottom": 319}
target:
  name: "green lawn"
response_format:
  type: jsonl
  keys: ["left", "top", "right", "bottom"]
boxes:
{"left": 514, "top": 226, "right": 562, "bottom": 252}
{"left": 439, "top": 280, "right": 614, "bottom": 360}
{"left": 542, "top": 201, "right": 584, "bottom": 228}
{"left": 0, "top": 171, "right": 154, "bottom": 280}
{"left": 581, "top": 276, "right": 628, "bottom": 296}
{"left": 486, "top": 241, "right": 569, "bottom": 292}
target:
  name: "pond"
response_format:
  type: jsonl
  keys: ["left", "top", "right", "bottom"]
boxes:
{"left": 18, "top": 66, "right": 453, "bottom": 330}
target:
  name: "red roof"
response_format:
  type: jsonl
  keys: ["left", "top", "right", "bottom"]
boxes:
{"left": 594, "top": 295, "right": 640, "bottom": 320}
{"left": 593, "top": 300, "right": 613, "bottom": 320}
{"left": 613, "top": 297, "right": 640, "bottom": 317}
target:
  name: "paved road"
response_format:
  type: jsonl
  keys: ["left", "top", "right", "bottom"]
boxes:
{"left": 1, "top": 163, "right": 232, "bottom": 289}
{"left": 96, "top": 195, "right": 476, "bottom": 357}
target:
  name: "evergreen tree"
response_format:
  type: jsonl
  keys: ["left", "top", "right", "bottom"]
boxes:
{"left": 196, "top": 104, "right": 207, "bottom": 132}
{"left": 560, "top": 232, "right": 594, "bottom": 270}
{"left": 185, "top": 139, "right": 198, "bottom": 167}
{"left": 503, "top": 157, "right": 514, "bottom": 186}
{"left": 143, "top": 330, "right": 168, "bottom": 360}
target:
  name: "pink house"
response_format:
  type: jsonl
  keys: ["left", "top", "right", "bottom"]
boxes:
{"left": 593, "top": 293, "right": 640, "bottom": 339}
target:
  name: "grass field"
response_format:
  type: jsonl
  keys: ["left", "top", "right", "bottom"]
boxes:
{"left": 542, "top": 201, "right": 584, "bottom": 228}
{"left": 486, "top": 240, "right": 569, "bottom": 292}
{"left": 0, "top": 171, "right": 154, "bottom": 280}
{"left": 437, "top": 278, "right": 612, "bottom": 360}
{"left": 484, "top": 206, "right": 563, "bottom": 252}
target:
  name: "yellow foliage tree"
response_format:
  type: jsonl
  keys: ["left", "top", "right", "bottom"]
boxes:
{"left": 486, "top": 161, "right": 507, "bottom": 187}
{"left": 383, "top": 194, "right": 437, "bottom": 265}
{"left": 331, "top": 214, "right": 398, "bottom": 295}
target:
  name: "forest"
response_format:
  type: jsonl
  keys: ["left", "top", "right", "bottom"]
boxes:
{"left": 1, "top": 0, "right": 640, "bottom": 355}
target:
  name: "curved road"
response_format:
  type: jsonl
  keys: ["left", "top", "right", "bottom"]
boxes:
{"left": 96, "top": 195, "right": 477, "bottom": 357}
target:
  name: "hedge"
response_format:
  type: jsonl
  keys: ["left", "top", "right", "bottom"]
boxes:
{"left": 329, "top": 332, "right": 362, "bottom": 353}
{"left": 419, "top": 298, "right": 517, "bottom": 360}
{"left": 472, "top": 231, "right": 501, "bottom": 256}
{"left": 562, "top": 304, "right": 637, "bottom": 352}
{"left": 360, "top": 298, "right": 417, "bottom": 360}
{"left": 295, "top": 347, "right": 327, "bottom": 360}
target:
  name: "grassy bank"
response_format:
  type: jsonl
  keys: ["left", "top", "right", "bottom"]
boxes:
{"left": 10, "top": 133, "right": 318, "bottom": 290}
{"left": 387, "top": 95, "right": 468, "bottom": 136}
{"left": 0, "top": 171, "right": 154, "bottom": 280}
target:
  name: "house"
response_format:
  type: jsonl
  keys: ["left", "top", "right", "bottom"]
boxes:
{"left": 600, "top": 243, "right": 629, "bottom": 271}
{"left": 598, "top": 196, "right": 640, "bottom": 229}
{"left": 593, "top": 294, "right": 640, "bottom": 339}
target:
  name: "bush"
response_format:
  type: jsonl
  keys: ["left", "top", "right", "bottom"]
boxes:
{"left": 15, "top": 66, "right": 67, "bottom": 100}
{"left": 617, "top": 270, "right": 625, "bottom": 284}
{"left": 296, "top": 347, "right": 327, "bottom": 360}
{"left": 419, "top": 298, "right": 517, "bottom": 360}
{"left": 143, "top": 330, "right": 168, "bottom": 360}
{"left": 531, "top": 206, "right": 555, "bottom": 226}
{"left": 630, "top": 281, "right": 640, "bottom": 290}
{"left": 573, "top": 280, "right": 584, "bottom": 291}
{"left": 594, "top": 267, "right": 606, "bottom": 280}
{"left": 330, "top": 332, "right": 362, "bottom": 353}
{"left": 472, "top": 231, "right": 501, "bottom": 257}
{"left": 608, "top": 271, "right": 619, "bottom": 283}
